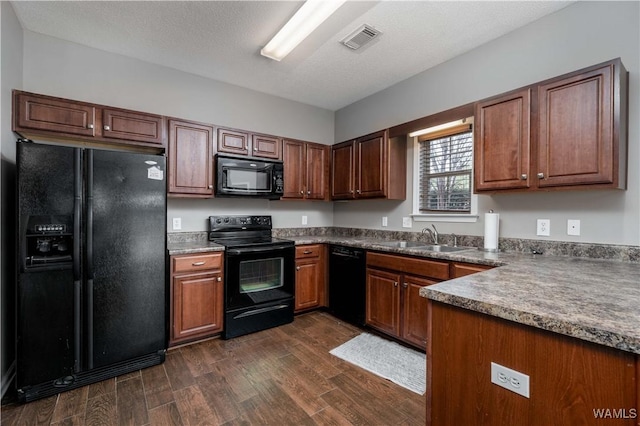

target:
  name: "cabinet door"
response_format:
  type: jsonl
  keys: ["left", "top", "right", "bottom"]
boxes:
{"left": 401, "top": 275, "right": 437, "bottom": 349}
{"left": 306, "top": 143, "right": 329, "bottom": 200}
{"left": 538, "top": 63, "right": 614, "bottom": 187}
{"left": 15, "top": 92, "right": 96, "bottom": 137}
{"left": 295, "top": 258, "right": 324, "bottom": 312}
{"left": 282, "top": 139, "right": 305, "bottom": 199}
{"left": 102, "top": 108, "right": 165, "bottom": 146}
{"left": 252, "top": 134, "right": 281, "bottom": 159}
{"left": 331, "top": 141, "right": 355, "bottom": 199}
{"left": 357, "top": 131, "right": 387, "bottom": 198}
{"left": 475, "top": 89, "right": 531, "bottom": 191}
{"left": 366, "top": 268, "right": 401, "bottom": 336}
{"left": 217, "top": 127, "right": 250, "bottom": 156}
{"left": 168, "top": 120, "right": 214, "bottom": 197}
{"left": 172, "top": 272, "right": 223, "bottom": 344}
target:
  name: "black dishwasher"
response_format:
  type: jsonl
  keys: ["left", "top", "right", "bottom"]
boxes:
{"left": 329, "top": 245, "right": 366, "bottom": 326}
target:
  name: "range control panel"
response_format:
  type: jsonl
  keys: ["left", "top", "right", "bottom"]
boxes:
{"left": 209, "top": 215, "right": 272, "bottom": 229}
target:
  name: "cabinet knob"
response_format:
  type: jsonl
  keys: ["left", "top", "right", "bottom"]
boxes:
{"left": 350, "top": 190, "right": 354, "bottom": 194}
{"left": 537, "top": 172, "right": 545, "bottom": 179}
{"left": 307, "top": 190, "right": 311, "bottom": 195}
{"left": 300, "top": 190, "right": 304, "bottom": 194}
{"left": 87, "top": 124, "right": 94, "bottom": 130}
{"left": 296, "top": 266, "right": 301, "bottom": 271}
{"left": 254, "top": 147, "right": 259, "bottom": 152}
{"left": 217, "top": 276, "right": 222, "bottom": 282}
{"left": 356, "top": 189, "right": 361, "bottom": 194}
{"left": 208, "top": 185, "right": 213, "bottom": 189}
{"left": 403, "top": 283, "right": 408, "bottom": 288}
{"left": 104, "top": 125, "right": 111, "bottom": 131}
{"left": 520, "top": 174, "right": 527, "bottom": 180}
{"left": 394, "top": 281, "right": 398, "bottom": 287}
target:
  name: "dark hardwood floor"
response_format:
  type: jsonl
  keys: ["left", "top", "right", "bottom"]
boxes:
{"left": 1, "top": 312, "right": 426, "bottom": 425}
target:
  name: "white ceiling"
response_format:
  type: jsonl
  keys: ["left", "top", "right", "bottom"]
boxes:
{"left": 11, "top": 1, "right": 575, "bottom": 111}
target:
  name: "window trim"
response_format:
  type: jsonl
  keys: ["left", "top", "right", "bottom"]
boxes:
{"left": 411, "top": 118, "right": 478, "bottom": 223}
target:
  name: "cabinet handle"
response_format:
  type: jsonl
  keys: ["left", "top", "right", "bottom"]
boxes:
{"left": 87, "top": 124, "right": 94, "bottom": 130}
{"left": 403, "top": 282, "right": 408, "bottom": 288}
{"left": 356, "top": 189, "right": 361, "bottom": 194}
{"left": 307, "top": 190, "right": 311, "bottom": 195}
{"left": 300, "top": 190, "right": 304, "bottom": 194}
{"left": 350, "top": 190, "right": 354, "bottom": 194}
{"left": 254, "top": 147, "right": 259, "bottom": 152}
{"left": 208, "top": 185, "right": 213, "bottom": 189}
{"left": 192, "top": 261, "right": 206, "bottom": 266}
{"left": 520, "top": 174, "right": 527, "bottom": 180}
{"left": 303, "top": 250, "right": 312, "bottom": 254}
{"left": 394, "top": 281, "right": 398, "bottom": 287}
{"left": 537, "top": 173, "right": 545, "bottom": 179}
{"left": 217, "top": 276, "right": 222, "bottom": 282}
{"left": 104, "top": 125, "right": 111, "bottom": 131}
{"left": 296, "top": 266, "right": 301, "bottom": 271}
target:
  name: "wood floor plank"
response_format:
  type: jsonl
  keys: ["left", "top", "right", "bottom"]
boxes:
{"left": 51, "top": 386, "right": 88, "bottom": 423}
{"left": 318, "top": 388, "right": 376, "bottom": 425}
{"left": 15, "top": 394, "right": 57, "bottom": 425}
{"left": 163, "top": 350, "right": 195, "bottom": 392}
{"left": 310, "top": 405, "right": 356, "bottom": 426}
{"left": 84, "top": 392, "right": 117, "bottom": 426}
{"left": 147, "top": 402, "right": 183, "bottom": 426}
{"left": 208, "top": 357, "right": 258, "bottom": 403}
{"left": 195, "top": 371, "right": 242, "bottom": 424}
{"left": 250, "top": 379, "right": 312, "bottom": 424}
{"left": 86, "top": 378, "right": 115, "bottom": 400}
{"left": 140, "top": 364, "right": 174, "bottom": 410}
{"left": 116, "top": 377, "right": 148, "bottom": 426}
{"left": 0, "top": 401, "right": 25, "bottom": 425}
{"left": 173, "top": 385, "right": 216, "bottom": 425}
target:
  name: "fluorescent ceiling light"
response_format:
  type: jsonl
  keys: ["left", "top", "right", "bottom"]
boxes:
{"left": 408, "top": 118, "right": 472, "bottom": 138}
{"left": 261, "top": 0, "right": 346, "bottom": 61}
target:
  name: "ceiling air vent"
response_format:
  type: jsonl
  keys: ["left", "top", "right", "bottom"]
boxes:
{"left": 341, "top": 24, "right": 381, "bottom": 50}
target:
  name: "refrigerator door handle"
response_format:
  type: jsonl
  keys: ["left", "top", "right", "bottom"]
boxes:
{"left": 73, "top": 149, "right": 82, "bottom": 373}
{"left": 86, "top": 150, "right": 95, "bottom": 369}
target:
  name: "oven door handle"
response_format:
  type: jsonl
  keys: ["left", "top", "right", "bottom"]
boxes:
{"left": 226, "top": 244, "right": 293, "bottom": 255}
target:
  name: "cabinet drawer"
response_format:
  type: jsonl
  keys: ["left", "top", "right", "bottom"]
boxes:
{"left": 296, "top": 244, "right": 322, "bottom": 259}
{"left": 367, "top": 252, "right": 449, "bottom": 280}
{"left": 173, "top": 253, "right": 223, "bottom": 273}
{"left": 450, "top": 262, "right": 492, "bottom": 278}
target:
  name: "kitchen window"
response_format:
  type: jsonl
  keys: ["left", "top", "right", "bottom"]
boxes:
{"left": 411, "top": 118, "right": 478, "bottom": 223}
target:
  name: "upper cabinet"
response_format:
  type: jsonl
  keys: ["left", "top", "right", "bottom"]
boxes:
{"left": 13, "top": 90, "right": 166, "bottom": 149}
{"left": 331, "top": 130, "right": 406, "bottom": 200}
{"left": 168, "top": 119, "right": 214, "bottom": 198}
{"left": 282, "top": 139, "right": 329, "bottom": 200}
{"left": 474, "top": 58, "right": 628, "bottom": 193}
{"left": 217, "top": 127, "right": 281, "bottom": 159}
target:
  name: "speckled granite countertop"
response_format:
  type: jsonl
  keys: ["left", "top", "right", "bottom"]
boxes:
{"left": 167, "top": 235, "right": 640, "bottom": 355}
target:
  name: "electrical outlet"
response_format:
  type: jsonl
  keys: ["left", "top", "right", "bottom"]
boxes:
{"left": 382, "top": 216, "right": 388, "bottom": 227}
{"left": 491, "top": 362, "right": 530, "bottom": 398}
{"left": 302, "top": 215, "right": 308, "bottom": 225}
{"left": 172, "top": 218, "right": 182, "bottom": 231}
{"left": 536, "top": 219, "right": 550, "bottom": 236}
{"left": 567, "top": 219, "right": 580, "bottom": 236}
{"left": 402, "top": 217, "right": 412, "bottom": 228}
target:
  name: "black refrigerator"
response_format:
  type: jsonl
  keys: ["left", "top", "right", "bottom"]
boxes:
{"left": 16, "top": 140, "right": 167, "bottom": 402}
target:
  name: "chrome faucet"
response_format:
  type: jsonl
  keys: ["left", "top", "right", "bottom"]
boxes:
{"left": 421, "top": 224, "right": 439, "bottom": 245}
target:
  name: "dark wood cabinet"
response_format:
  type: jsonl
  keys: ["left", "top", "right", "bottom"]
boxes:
{"left": 169, "top": 252, "right": 224, "bottom": 346}
{"left": 450, "top": 261, "right": 493, "bottom": 278}
{"left": 168, "top": 119, "right": 214, "bottom": 198}
{"left": 475, "top": 88, "right": 531, "bottom": 191}
{"left": 102, "top": 108, "right": 165, "bottom": 146}
{"left": 283, "top": 139, "right": 329, "bottom": 200}
{"left": 331, "top": 130, "right": 406, "bottom": 200}
{"left": 537, "top": 62, "right": 623, "bottom": 188}
{"left": 366, "top": 252, "right": 448, "bottom": 349}
{"left": 294, "top": 245, "right": 326, "bottom": 312}
{"left": 13, "top": 90, "right": 167, "bottom": 148}
{"left": 217, "top": 127, "right": 282, "bottom": 159}
{"left": 474, "top": 58, "right": 627, "bottom": 193}
{"left": 427, "top": 301, "right": 639, "bottom": 426}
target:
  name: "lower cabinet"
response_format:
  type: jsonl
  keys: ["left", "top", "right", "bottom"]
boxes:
{"left": 450, "top": 261, "right": 493, "bottom": 278}
{"left": 295, "top": 244, "right": 326, "bottom": 312}
{"left": 366, "top": 252, "right": 449, "bottom": 350}
{"left": 169, "top": 252, "right": 224, "bottom": 346}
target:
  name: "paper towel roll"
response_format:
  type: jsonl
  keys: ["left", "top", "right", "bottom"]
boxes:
{"left": 484, "top": 212, "right": 500, "bottom": 250}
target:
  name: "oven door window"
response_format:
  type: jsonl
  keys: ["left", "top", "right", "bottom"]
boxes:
{"left": 239, "top": 257, "right": 282, "bottom": 293}
{"left": 225, "top": 167, "right": 271, "bottom": 192}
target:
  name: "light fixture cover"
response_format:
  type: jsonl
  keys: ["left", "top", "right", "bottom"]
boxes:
{"left": 261, "top": 0, "right": 346, "bottom": 61}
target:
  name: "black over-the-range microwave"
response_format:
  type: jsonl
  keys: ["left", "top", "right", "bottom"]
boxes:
{"left": 215, "top": 154, "right": 284, "bottom": 199}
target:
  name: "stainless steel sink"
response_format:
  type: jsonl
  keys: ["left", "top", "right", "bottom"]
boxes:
{"left": 374, "top": 240, "right": 472, "bottom": 252}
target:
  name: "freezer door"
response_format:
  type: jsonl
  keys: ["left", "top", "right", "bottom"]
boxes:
{"left": 17, "top": 142, "right": 78, "bottom": 387}
{"left": 88, "top": 149, "right": 166, "bottom": 368}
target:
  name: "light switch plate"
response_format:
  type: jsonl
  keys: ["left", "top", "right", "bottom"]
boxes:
{"left": 302, "top": 215, "right": 308, "bottom": 225}
{"left": 172, "top": 218, "right": 182, "bottom": 231}
{"left": 382, "top": 216, "right": 388, "bottom": 227}
{"left": 402, "top": 217, "right": 412, "bottom": 228}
